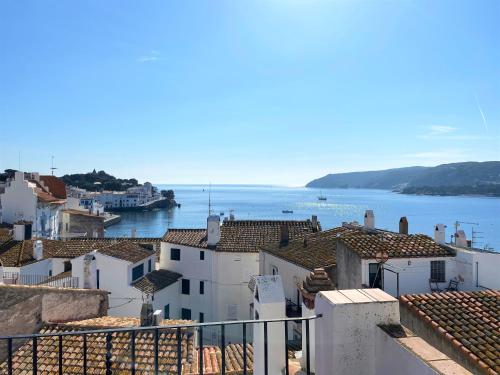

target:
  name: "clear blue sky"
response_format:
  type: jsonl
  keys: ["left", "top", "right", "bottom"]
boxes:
{"left": 1, "top": 0, "right": 498, "bottom": 185}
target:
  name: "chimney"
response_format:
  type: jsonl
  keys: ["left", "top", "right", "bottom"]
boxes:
{"left": 399, "top": 217, "right": 408, "bottom": 235}
{"left": 229, "top": 210, "right": 235, "bottom": 221}
{"left": 83, "top": 253, "right": 97, "bottom": 289}
{"left": 13, "top": 222, "right": 27, "bottom": 241}
{"left": 33, "top": 240, "right": 43, "bottom": 260}
{"left": 311, "top": 215, "right": 318, "bottom": 232}
{"left": 140, "top": 303, "right": 154, "bottom": 326}
{"left": 303, "top": 235, "right": 308, "bottom": 247}
{"left": 14, "top": 171, "right": 24, "bottom": 182}
{"left": 131, "top": 228, "right": 137, "bottom": 238}
{"left": 364, "top": 210, "right": 375, "bottom": 229}
{"left": 456, "top": 230, "right": 467, "bottom": 247}
{"left": 153, "top": 310, "right": 162, "bottom": 325}
{"left": 280, "top": 224, "right": 289, "bottom": 245}
{"left": 434, "top": 224, "right": 446, "bottom": 244}
{"left": 207, "top": 215, "right": 221, "bottom": 247}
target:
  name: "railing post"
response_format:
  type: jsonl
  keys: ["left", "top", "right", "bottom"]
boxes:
{"left": 58, "top": 335, "right": 63, "bottom": 375}
{"left": 306, "top": 319, "right": 311, "bottom": 375}
{"left": 198, "top": 326, "right": 204, "bottom": 375}
{"left": 264, "top": 321, "right": 268, "bottom": 375}
{"left": 105, "top": 332, "right": 112, "bottom": 375}
{"left": 154, "top": 328, "right": 159, "bottom": 374}
{"left": 32, "top": 337, "right": 37, "bottom": 375}
{"left": 220, "top": 324, "right": 225, "bottom": 375}
{"left": 177, "top": 327, "right": 182, "bottom": 375}
{"left": 7, "top": 338, "right": 13, "bottom": 375}
{"left": 83, "top": 334, "right": 87, "bottom": 375}
{"left": 131, "top": 330, "right": 136, "bottom": 375}
{"left": 284, "top": 321, "right": 289, "bottom": 375}
{"left": 242, "top": 323, "right": 247, "bottom": 375}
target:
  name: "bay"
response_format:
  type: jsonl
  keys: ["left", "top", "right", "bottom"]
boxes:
{"left": 104, "top": 185, "right": 500, "bottom": 251}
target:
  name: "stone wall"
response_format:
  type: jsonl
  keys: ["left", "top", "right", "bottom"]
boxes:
{"left": 0, "top": 285, "right": 108, "bottom": 361}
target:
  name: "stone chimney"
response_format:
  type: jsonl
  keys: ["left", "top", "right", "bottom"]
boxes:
{"left": 207, "top": 215, "right": 221, "bottom": 247}
{"left": 456, "top": 230, "right": 467, "bottom": 247}
{"left": 312, "top": 215, "right": 319, "bottom": 232}
{"left": 364, "top": 210, "right": 375, "bottom": 229}
{"left": 434, "top": 224, "right": 446, "bottom": 244}
{"left": 140, "top": 302, "right": 154, "bottom": 326}
{"left": 399, "top": 217, "right": 408, "bottom": 235}
{"left": 280, "top": 224, "right": 289, "bottom": 246}
{"left": 33, "top": 240, "right": 43, "bottom": 261}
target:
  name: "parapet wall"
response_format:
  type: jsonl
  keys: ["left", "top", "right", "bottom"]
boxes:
{"left": 0, "top": 284, "right": 108, "bottom": 361}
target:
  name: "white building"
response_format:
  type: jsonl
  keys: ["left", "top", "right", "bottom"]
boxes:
{"left": 0, "top": 171, "right": 66, "bottom": 239}
{"left": 159, "top": 215, "right": 320, "bottom": 339}
{"left": 71, "top": 241, "right": 180, "bottom": 317}
{"left": 81, "top": 182, "right": 159, "bottom": 210}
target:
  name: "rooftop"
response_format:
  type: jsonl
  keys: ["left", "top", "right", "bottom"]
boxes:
{"left": 164, "top": 219, "right": 320, "bottom": 253}
{"left": 338, "top": 230, "right": 455, "bottom": 259}
{"left": 260, "top": 226, "right": 353, "bottom": 270}
{"left": 96, "top": 241, "right": 155, "bottom": 263}
{"left": 400, "top": 290, "right": 500, "bottom": 374}
{"left": 132, "top": 269, "right": 182, "bottom": 294}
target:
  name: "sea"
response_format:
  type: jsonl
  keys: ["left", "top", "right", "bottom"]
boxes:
{"left": 105, "top": 185, "right": 500, "bottom": 251}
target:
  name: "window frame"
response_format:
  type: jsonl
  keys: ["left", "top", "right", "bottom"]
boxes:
{"left": 182, "top": 279, "right": 190, "bottom": 295}
{"left": 200, "top": 250, "right": 205, "bottom": 260}
{"left": 148, "top": 259, "right": 152, "bottom": 273}
{"left": 430, "top": 260, "right": 446, "bottom": 282}
{"left": 199, "top": 280, "right": 205, "bottom": 295}
{"left": 170, "top": 248, "right": 181, "bottom": 261}
{"left": 181, "top": 308, "right": 192, "bottom": 320}
{"left": 164, "top": 304, "right": 170, "bottom": 319}
{"left": 131, "top": 264, "right": 144, "bottom": 281}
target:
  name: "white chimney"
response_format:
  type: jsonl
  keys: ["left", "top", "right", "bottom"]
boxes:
{"left": 131, "top": 228, "right": 137, "bottom": 238}
{"left": 31, "top": 172, "right": 40, "bottom": 181}
{"left": 207, "top": 215, "right": 221, "bottom": 247}
{"left": 13, "top": 223, "right": 26, "bottom": 241}
{"left": 364, "top": 210, "right": 375, "bottom": 229}
{"left": 83, "top": 253, "right": 97, "bottom": 289}
{"left": 14, "top": 171, "right": 24, "bottom": 182}
{"left": 229, "top": 210, "right": 235, "bottom": 221}
{"left": 33, "top": 240, "right": 43, "bottom": 260}
{"left": 434, "top": 224, "right": 446, "bottom": 244}
{"left": 456, "top": 230, "right": 467, "bottom": 247}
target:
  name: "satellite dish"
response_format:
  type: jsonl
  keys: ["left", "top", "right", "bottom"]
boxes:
{"left": 375, "top": 250, "right": 389, "bottom": 264}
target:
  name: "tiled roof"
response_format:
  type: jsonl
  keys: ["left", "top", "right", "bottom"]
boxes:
{"left": 261, "top": 226, "right": 353, "bottom": 270}
{"left": 184, "top": 344, "right": 254, "bottom": 375}
{"left": 132, "top": 269, "right": 182, "bottom": 294}
{"left": 338, "top": 230, "right": 455, "bottom": 259}
{"left": 0, "top": 238, "right": 161, "bottom": 267}
{"left": 163, "top": 229, "right": 208, "bottom": 249}
{"left": 217, "top": 220, "right": 320, "bottom": 253}
{"left": 39, "top": 175, "right": 67, "bottom": 199}
{"left": 163, "top": 219, "right": 319, "bottom": 253}
{"left": 97, "top": 241, "right": 155, "bottom": 263}
{"left": 400, "top": 290, "right": 500, "bottom": 375}
{"left": 0, "top": 317, "right": 194, "bottom": 374}
{"left": 28, "top": 179, "right": 66, "bottom": 204}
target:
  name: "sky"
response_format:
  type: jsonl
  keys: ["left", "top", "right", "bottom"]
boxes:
{"left": 0, "top": 0, "right": 499, "bottom": 186}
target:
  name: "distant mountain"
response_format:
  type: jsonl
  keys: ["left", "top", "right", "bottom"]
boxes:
{"left": 60, "top": 170, "right": 140, "bottom": 191}
{"left": 306, "top": 162, "right": 500, "bottom": 196}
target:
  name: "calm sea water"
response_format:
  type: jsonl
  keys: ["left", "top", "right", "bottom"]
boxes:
{"left": 105, "top": 185, "right": 500, "bottom": 251}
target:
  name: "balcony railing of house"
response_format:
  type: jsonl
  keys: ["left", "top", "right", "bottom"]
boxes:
{"left": 2, "top": 272, "right": 79, "bottom": 289}
{"left": 285, "top": 298, "right": 302, "bottom": 318}
{"left": 0, "top": 315, "right": 321, "bottom": 375}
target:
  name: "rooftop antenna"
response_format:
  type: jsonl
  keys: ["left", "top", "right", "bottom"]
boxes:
{"left": 50, "top": 156, "right": 58, "bottom": 176}
{"left": 454, "top": 220, "right": 479, "bottom": 245}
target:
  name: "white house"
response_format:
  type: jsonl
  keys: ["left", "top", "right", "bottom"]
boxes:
{"left": 160, "top": 215, "right": 320, "bottom": 340}
{"left": 0, "top": 171, "right": 66, "bottom": 239}
{"left": 71, "top": 241, "right": 180, "bottom": 317}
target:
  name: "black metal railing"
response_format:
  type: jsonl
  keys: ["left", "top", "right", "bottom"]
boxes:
{"left": 285, "top": 298, "right": 302, "bottom": 318}
{"left": 0, "top": 315, "right": 321, "bottom": 375}
{"left": 2, "top": 272, "right": 79, "bottom": 288}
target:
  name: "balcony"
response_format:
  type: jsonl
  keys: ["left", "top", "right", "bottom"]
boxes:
{"left": 2, "top": 272, "right": 79, "bottom": 289}
{"left": 0, "top": 315, "right": 319, "bottom": 375}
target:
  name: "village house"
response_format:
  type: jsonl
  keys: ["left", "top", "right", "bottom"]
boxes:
{"left": 0, "top": 171, "right": 66, "bottom": 239}
{"left": 159, "top": 214, "right": 320, "bottom": 340}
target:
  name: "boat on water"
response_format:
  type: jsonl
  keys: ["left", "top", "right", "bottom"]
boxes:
{"left": 282, "top": 210, "right": 294, "bottom": 214}
{"left": 318, "top": 190, "right": 327, "bottom": 201}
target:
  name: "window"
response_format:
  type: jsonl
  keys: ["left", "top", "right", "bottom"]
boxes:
{"left": 171, "top": 248, "right": 181, "bottom": 261}
{"left": 200, "top": 251, "right": 205, "bottom": 260}
{"left": 431, "top": 261, "right": 446, "bottom": 282}
{"left": 369, "top": 263, "right": 382, "bottom": 289}
{"left": 132, "top": 264, "right": 144, "bottom": 281}
{"left": 63, "top": 261, "right": 72, "bottom": 272}
{"left": 199, "top": 281, "right": 205, "bottom": 295}
{"left": 164, "top": 304, "right": 170, "bottom": 319}
{"left": 271, "top": 266, "right": 278, "bottom": 275}
{"left": 182, "top": 279, "right": 190, "bottom": 295}
{"left": 96, "top": 269, "right": 100, "bottom": 289}
{"left": 199, "top": 312, "right": 204, "bottom": 323}
{"left": 181, "top": 308, "right": 191, "bottom": 320}
{"left": 148, "top": 259, "right": 152, "bottom": 273}
{"left": 48, "top": 270, "right": 52, "bottom": 277}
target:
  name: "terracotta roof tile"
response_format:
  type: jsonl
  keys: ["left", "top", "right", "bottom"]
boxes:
{"left": 261, "top": 226, "right": 354, "bottom": 270}
{"left": 132, "top": 269, "right": 182, "bottom": 294}
{"left": 339, "top": 231, "right": 455, "bottom": 259}
{"left": 184, "top": 344, "right": 254, "bottom": 375}
{"left": 39, "top": 175, "right": 67, "bottom": 199}
{"left": 400, "top": 290, "right": 500, "bottom": 374}
{"left": 97, "top": 241, "right": 155, "bottom": 263}
{"left": 163, "top": 229, "right": 208, "bottom": 249}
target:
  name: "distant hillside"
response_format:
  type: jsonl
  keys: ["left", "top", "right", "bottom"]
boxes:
{"left": 306, "top": 162, "right": 500, "bottom": 197}
{"left": 60, "top": 170, "right": 140, "bottom": 191}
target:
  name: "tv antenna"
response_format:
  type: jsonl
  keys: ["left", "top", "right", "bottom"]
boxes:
{"left": 50, "top": 156, "right": 58, "bottom": 176}
{"left": 208, "top": 183, "right": 212, "bottom": 216}
{"left": 453, "top": 221, "right": 479, "bottom": 245}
